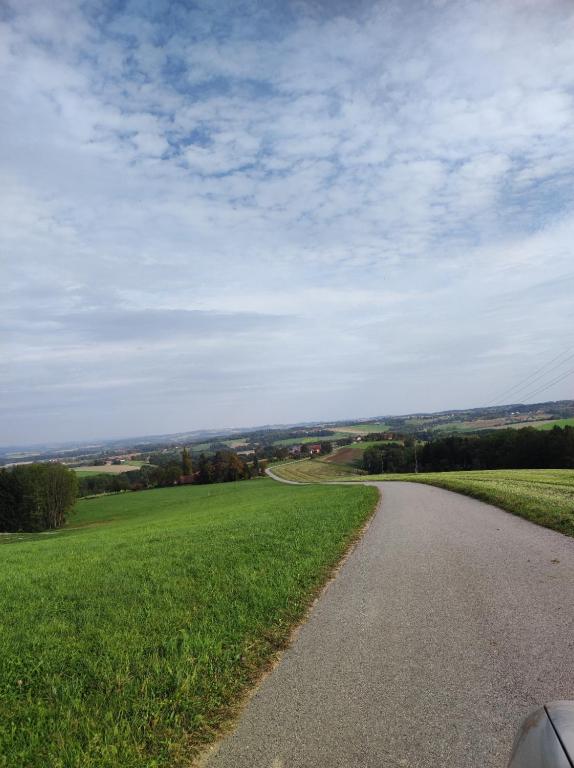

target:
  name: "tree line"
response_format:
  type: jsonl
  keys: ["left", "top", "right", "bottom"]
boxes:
{"left": 78, "top": 449, "right": 258, "bottom": 497}
{"left": 362, "top": 426, "right": 574, "bottom": 474}
{"left": 420, "top": 426, "right": 574, "bottom": 471}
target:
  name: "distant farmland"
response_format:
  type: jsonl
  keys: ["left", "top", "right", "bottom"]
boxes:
{"left": 434, "top": 416, "right": 574, "bottom": 433}
{"left": 73, "top": 462, "right": 145, "bottom": 476}
{"left": 272, "top": 432, "right": 349, "bottom": 447}
{"left": 337, "top": 422, "right": 391, "bottom": 434}
{"left": 506, "top": 417, "right": 574, "bottom": 430}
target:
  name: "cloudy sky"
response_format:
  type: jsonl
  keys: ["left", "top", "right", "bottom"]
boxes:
{"left": 2, "top": 0, "right": 574, "bottom": 444}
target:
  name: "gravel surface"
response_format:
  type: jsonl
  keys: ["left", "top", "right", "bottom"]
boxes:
{"left": 202, "top": 482, "right": 574, "bottom": 768}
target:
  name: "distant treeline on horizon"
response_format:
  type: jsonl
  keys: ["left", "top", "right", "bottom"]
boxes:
{"left": 362, "top": 425, "right": 574, "bottom": 474}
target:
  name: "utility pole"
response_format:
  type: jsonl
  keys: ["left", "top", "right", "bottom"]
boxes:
{"left": 414, "top": 437, "right": 419, "bottom": 474}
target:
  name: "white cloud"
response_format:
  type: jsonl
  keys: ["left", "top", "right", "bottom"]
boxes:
{"left": 2, "top": 0, "right": 574, "bottom": 442}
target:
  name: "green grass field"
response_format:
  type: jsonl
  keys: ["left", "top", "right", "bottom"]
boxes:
{"left": 522, "top": 418, "right": 574, "bottom": 430}
{"left": 0, "top": 479, "right": 376, "bottom": 767}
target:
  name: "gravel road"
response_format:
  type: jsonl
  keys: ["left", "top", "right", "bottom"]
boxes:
{"left": 202, "top": 482, "right": 574, "bottom": 768}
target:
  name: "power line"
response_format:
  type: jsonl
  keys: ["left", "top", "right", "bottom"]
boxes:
{"left": 493, "top": 351, "right": 574, "bottom": 403}
{"left": 518, "top": 365, "right": 574, "bottom": 404}
{"left": 486, "top": 349, "right": 572, "bottom": 405}
{"left": 486, "top": 349, "right": 574, "bottom": 406}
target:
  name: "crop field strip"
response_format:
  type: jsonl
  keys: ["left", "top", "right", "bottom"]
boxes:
{"left": 0, "top": 479, "right": 377, "bottom": 767}
{"left": 270, "top": 458, "right": 363, "bottom": 482}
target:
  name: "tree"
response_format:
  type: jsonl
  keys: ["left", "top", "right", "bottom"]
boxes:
{"left": 197, "top": 453, "right": 212, "bottom": 484}
{"left": 362, "top": 446, "right": 384, "bottom": 474}
{"left": 181, "top": 447, "right": 192, "bottom": 476}
{"left": 0, "top": 464, "right": 78, "bottom": 532}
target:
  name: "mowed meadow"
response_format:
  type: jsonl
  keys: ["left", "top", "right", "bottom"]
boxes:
{"left": 272, "top": 459, "right": 574, "bottom": 538}
{"left": 403, "top": 469, "right": 574, "bottom": 537}
{"left": 0, "top": 479, "right": 377, "bottom": 767}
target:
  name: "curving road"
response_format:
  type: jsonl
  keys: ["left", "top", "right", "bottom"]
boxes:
{"left": 202, "top": 482, "right": 574, "bottom": 768}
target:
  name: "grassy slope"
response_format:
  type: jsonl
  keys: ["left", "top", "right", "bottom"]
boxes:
{"left": 0, "top": 479, "right": 376, "bottom": 768}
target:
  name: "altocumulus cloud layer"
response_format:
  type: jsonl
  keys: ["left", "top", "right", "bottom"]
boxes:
{"left": 1, "top": 0, "right": 574, "bottom": 443}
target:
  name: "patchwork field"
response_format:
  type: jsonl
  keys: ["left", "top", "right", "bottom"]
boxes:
{"left": 0, "top": 479, "right": 377, "bottom": 767}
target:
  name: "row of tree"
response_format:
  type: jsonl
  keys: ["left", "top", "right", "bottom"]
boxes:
{"left": 78, "top": 449, "right": 258, "bottom": 497}
{"left": 0, "top": 463, "right": 78, "bottom": 532}
{"left": 362, "top": 443, "right": 416, "bottom": 474}
{"left": 361, "top": 426, "right": 574, "bottom": 474}
{"left": 419, "top": 426, "right": 574, "bottom": 471}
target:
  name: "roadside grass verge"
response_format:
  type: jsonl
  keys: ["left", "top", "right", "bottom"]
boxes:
{"left": 0, "top": 479, "right": 377, "bottom": 767}
{"left": 268, "top": 460, "right": 574, "bottom": 538}
{"left": 347, "top": 469, "right": 574, "bottom": 538}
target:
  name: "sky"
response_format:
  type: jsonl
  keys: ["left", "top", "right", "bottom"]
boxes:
{"left": 1, "top": 0, "right": 574, "bottom": 445}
